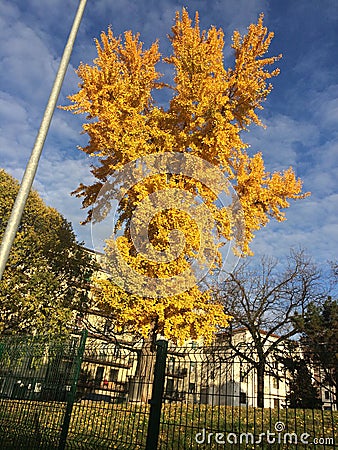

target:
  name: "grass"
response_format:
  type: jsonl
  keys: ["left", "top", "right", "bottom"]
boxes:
{"left": 0, "top": 399, "right": 336, "bottom": 449}
{"left": 159, "top": 403, "right": 337, "bottom": 449}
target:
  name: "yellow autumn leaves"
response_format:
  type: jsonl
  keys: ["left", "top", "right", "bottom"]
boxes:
{"left": 62, "top": 9, "right": 309, "bottom": 344}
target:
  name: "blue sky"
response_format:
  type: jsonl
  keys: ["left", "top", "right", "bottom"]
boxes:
{"left": 1, "top": 0, "right": 338, "bottom": 269}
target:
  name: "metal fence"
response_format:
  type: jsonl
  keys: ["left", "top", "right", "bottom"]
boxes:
{"left": 0, "top": 332, "right": 86, "bottom": 449}
{"left": 0, "top": 333, "right": 337, "bottom": 449}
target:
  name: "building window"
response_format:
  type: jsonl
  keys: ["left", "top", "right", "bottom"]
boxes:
{"left": 240, "top": 392, "right": 247, "bottom": 404}
{"left": 273, "top": 377, "right": 279, "bottom": 389}
{"left": 240, "top": 370, "right": 247, "bottom": 383}
{"left": 168, "top": 357, "right": 175, "bottom": 373}
{"left": 325, "top": 390, "right": 330, "bottom": 400}
{"left": 95, "top": 367, "right": 104, "bottom": 386}
{"left": 188, "top": 382, "right": 196, "bottom": 393}
{"left": 109, "top": 368, "right": 119, "bottom": 382}
{"left": 165, "top": 378, "right": 174, "bottom": 397}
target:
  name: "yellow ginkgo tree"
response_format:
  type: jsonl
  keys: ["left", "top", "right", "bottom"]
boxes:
{"left": 62, "top": 9, "right": 308, "bottom": 347}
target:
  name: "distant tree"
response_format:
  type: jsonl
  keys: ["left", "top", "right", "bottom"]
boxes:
{"left": 282, "top": 347, "right": 322, "bottom": 409}
{"left": 295, "top": 296, "right": 338, "bottom": 408}
{"left": 0, "top": 169, "right": 96, "bottom": 335}
{"left": 215, "top": 250, "right": 325, "bottom": 407}
{"left": 62, "top": 9, "right": 308, "bottom": 348}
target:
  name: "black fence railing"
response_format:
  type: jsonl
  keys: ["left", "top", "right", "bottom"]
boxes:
{"left": 0, "top": 333, "right": 336, "bottom": 449}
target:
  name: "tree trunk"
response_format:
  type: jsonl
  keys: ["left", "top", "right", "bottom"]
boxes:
{"left": 257, "top": 363, "right": 265, "bottom": 408}
{"left": 128, "top": 337, "right": 157, "bottom": 403}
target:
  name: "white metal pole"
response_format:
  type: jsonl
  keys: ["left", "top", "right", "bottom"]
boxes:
{"left": 0, "top": 0, "right": 88, "bottom": 280}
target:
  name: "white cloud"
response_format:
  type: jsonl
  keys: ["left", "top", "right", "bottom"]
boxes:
{"left": 0, "top": 92, "right": 35, "bottom": 161}
{"left": 248, "top": 114, "right": 319, "bottom": 172}
{"left": 0, "top": 22, "right": 58, "bottom": 106}
{"left": 35, "top": 152, "right": 94, "bottom": 244}
{"left": 250, "top": 193, "right": 338, "bottom": 265}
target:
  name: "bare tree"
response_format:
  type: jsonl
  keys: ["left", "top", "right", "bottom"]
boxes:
{"left": 214, "top": 250, "right": 326, "bottom": 407}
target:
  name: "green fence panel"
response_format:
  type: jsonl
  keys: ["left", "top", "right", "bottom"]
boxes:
{"left": 66, "top": 339, "right": 156, "bottom": 449}
{"left": 1, "top": 336, "right": 336, "bottom": 449}
{"left": 59, "top": 330, "right": 87, "bottom": 450}
{"left": 0, "top": 333, "right": 85, "bottom": 449}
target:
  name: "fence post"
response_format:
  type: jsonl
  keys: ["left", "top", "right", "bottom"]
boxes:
{"left": 145, "top": 339, "right": 168, "bottom": 450}
{"left": 58, "top": 329, "right": 87, "bottom": 450}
